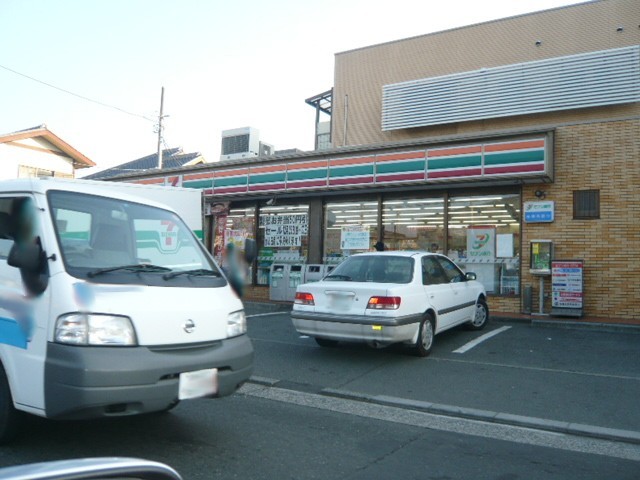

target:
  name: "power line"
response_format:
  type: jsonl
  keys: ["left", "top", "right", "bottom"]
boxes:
{"left": 0, "top": 63, "right": 155, "bottom": 122}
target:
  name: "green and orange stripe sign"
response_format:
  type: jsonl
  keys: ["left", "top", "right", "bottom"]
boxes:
{"left": 131, "top": 137, "right": 548, "bottom": 195}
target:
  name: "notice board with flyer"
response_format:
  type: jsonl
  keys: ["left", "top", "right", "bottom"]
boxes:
{"left": 551, "top": 260, "right": 584, "bottom": 317}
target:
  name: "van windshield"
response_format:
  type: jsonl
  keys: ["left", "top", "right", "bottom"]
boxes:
{"left": 48, "top": 190, "right": 224, "bottom": 287}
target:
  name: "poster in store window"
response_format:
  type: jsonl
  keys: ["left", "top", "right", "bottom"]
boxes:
{"left": 466, "top": 226, "right": 496, "bottom": 293}
{"left": 263, "top": 213, "right": 308, "bottom": 247}
{"left": 466, "top": 226, "right": 496, "bottom": 261}
{"left": 340, "top": 225, "right": 370, "bottom": 250}
{"left": 224, "top": 229, "right": 248, "bottom": 249}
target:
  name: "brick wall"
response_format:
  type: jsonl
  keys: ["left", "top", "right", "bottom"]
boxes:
{"left": 521, "top": 119, "right": 640, "bottom": 320}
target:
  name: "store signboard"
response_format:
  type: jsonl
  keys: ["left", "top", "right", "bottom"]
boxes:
{"left": 340, "top": 225, "right": 370, "bottom": 250}
{"left": 551, "top": 260, "right": 584, "bottom": 317}
{"left": 524, "top": 201, "right": 555, "bottom": 223}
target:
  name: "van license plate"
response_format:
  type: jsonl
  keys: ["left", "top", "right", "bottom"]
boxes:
{"left": 178, "top": 368, "right": 218, "bottom": 400}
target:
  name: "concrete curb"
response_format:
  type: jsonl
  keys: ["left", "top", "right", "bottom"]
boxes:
{"left": 318, "top": 387, "right": 640, "bottom": 445}
{"left": 247, "top": 378, "right": 640, "bottom": 445}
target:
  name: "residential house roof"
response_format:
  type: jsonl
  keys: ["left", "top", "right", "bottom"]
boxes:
{"left": 0, "top": 124, "right": 95, "bottom": 169}
{"left": 84, "top": 148, "right": 204, "bottom": 180}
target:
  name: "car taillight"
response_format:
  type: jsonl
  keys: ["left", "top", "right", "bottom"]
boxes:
{"left": 295, "top": 292, "right": 315, "bottom": 305}
{"left": 367, "top": 296, "right": 401, "bottom": 310}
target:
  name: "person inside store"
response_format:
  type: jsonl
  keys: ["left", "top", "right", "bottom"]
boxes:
{"left": 373, "top": 241, "right": 386, "bottom": 252}
{"left": 222, "top": 242, "right": 244, "bottom": 297}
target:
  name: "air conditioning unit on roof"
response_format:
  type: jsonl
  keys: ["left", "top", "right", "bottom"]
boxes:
{"left": 220, "top": 127, "right": 260, "bottom": 161}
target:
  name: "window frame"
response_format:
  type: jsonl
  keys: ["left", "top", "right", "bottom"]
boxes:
{"left": 573, "top": 190, "right": 600, "bottom": 220}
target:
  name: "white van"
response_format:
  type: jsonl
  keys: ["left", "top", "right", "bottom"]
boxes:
{"left": 0, "top": 178, "right": 253, "bottom": 442}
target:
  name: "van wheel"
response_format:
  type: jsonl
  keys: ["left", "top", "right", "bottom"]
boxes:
{"left": 414, "top": 315, "right": 434, "bottom": 357}
{"left": 0, "top": 366, "right": 21, "bottom": 444}
{"left": 315, "top": 338, "right": 339, "bottom": 348}
{"left": 466, "top": 299, "right": 489, "bottom": 331}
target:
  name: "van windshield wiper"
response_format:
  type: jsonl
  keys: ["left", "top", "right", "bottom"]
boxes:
{"left": 163, "top": 268, "right": 221, "bottom": 280}
{"left": 87, "top": 263, "right": 172, "bottom": 278}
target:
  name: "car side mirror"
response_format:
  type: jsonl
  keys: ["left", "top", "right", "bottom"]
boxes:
{"left": 465, "top": 272, "right": 477, "bottom": 281}
{"left": 244, "top": 238, "right": 257, "bottom": 264}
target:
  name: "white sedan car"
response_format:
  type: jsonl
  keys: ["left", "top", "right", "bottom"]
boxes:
{"left": 291, "top": 251, "right": 488, "bottom": 356}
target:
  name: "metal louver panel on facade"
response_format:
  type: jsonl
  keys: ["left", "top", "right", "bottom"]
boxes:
{"left": 382, "top": 46, "right": 640, "bottom": 131}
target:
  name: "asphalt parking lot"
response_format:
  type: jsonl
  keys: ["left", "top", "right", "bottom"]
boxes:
{"left": 244, "top": 302, "right": 640, "bottom": 439}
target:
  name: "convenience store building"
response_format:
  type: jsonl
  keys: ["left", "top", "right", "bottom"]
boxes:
{"left": 108, "top": 0, "right": 640, "bottom": 323}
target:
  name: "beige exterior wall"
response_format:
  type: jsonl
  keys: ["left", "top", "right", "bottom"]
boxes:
{"left": 521, "top": 119, "right": 640, "bottom": 319}
{"left": 327, "top": 0, "right": 640, "bottom": 321}
{"left": 332, "top": 0, "right": 640, "bottom": 148}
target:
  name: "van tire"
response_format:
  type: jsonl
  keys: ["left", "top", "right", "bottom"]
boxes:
{"left": 0, "top": 366, "right": 21, "bottom": 444}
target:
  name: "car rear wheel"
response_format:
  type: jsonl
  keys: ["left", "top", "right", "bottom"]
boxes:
{"left": 315, "top": 337, "right": 339, "bottom": 348}
{"left": 0, "top": 366, "right": 21, "bottom": 444}
{"left": 466, "top": 299, "right": 489, "bottom": 331}
{"left": 414, "top": 315, "right": 434, "bottom": 357}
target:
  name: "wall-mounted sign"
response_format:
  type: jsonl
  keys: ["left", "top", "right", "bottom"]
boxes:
{"left": 551, "top": 260, "right": 584, "bottom": 317}
{"left": 524, "top": 201, "right": 555, "bottom": 223}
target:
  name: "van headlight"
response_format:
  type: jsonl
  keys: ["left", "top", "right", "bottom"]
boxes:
{"left": 226, "top": 310, "right": 246, "bottom": 338}
{"left": 55, "top": 314, "right": 137, "bottom": 346}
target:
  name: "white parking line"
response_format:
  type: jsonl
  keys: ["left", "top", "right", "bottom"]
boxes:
{"left": 452, "top": 326, "right": 512, "bottom": 354}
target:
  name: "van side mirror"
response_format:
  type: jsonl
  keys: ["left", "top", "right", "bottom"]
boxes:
{"left": 244, "top": 238, "right": 257, "bottom": 264}
{"left": 465, "top": 272, "right": 477, "bottom": 281}
{"left": 7, "top": 239, "right": 49, "bottom": 295}
{"left": 8, "top": 242, "right": 44, "bottom": 272}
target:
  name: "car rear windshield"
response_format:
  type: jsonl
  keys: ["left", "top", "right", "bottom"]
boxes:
{"left": 328, "top": 255, "right": 414, "bottom": 283}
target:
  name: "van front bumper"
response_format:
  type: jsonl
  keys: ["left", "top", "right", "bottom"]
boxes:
{"left": 44, "top": 334, "right": 253, "bottom": 419}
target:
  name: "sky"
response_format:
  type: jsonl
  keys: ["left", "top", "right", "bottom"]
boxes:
{"left": 0, "top": 0, "right": 587, "bottom": 177}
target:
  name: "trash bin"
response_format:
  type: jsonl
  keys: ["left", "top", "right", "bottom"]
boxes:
{"left": 303, "top": 264, "right": 324, "bottom": 283}
{"left": 269, "top": 264, "right": 289, "bottom": 301}
{"left": 286, "top": 265, "right": 304, "bottom": 302}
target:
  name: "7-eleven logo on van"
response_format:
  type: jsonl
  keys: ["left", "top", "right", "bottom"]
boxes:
{"left": 160, "top": 220, "right": 178, "bottom": 252}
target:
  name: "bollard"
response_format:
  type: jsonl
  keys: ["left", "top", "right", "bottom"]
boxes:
{"left": 523, "top": 285, "right": 532, "bottom": 314}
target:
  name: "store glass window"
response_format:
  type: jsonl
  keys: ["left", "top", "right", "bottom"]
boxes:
{"left": 324, "top": 201, "right": 379, "bottom": 265}
{"left": 447, "top": 193, "right": 520, "bottom": 295}
{"left": 214, "top": 205, "right": 257, "bottom": 280}
{"left": 257, "top": 204, "right": 309, "bottom": 285}
{"left": 382, "top": 197, "right": 445, "bottom": 253}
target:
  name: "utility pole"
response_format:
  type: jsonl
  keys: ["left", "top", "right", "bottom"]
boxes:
{"left": 157, "top": 86, "right": 165, "bottom": 169}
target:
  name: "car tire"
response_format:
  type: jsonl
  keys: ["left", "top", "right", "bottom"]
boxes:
{"left": 414, "top": 315, "right": 435, "bottom": 357}
{"left": 315, "top": 338, "right": 339, "bottom": 348}
{"left": 0, "top": 366, "right": 21, "bottom": 444}
{"left": 466, "top": 299, "right": 489, "bottom": 331}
